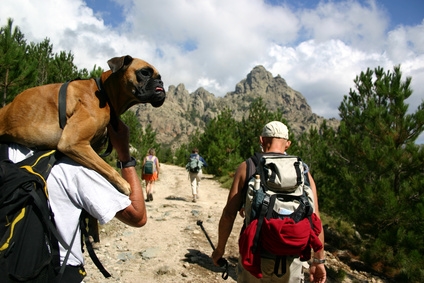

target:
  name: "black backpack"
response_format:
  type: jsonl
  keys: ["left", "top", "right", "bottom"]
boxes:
{"left": 0, "top": 144, "right": 111, "bottom": 282}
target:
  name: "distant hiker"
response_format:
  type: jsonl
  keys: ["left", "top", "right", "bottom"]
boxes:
{"left": 186, "top": 148, "right": 207, "bottom": 203}
{"left": 142, "top": 148, "right": 160, "bottom": 202}
{"left": 212, "top": 121, "right": 326, "bottom": 283}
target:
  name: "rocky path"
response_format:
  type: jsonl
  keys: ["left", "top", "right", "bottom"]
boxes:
{"left": 82, "top": 163, "right": 388, "bottom": 283}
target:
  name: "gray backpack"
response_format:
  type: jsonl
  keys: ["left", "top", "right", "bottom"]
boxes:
{"left": 186, "top": 155, "right": 203, "bottom": 173}
{"left": 239, "top": 153, "right": 322, "bottom": 278}
{"left": 244, "top": 154, "right": 315, "bottom": 225}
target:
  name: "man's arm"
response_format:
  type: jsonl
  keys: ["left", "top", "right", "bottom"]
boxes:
{"left": 211, "top": 161, "right": 246, "bottom": 265}
{"left": 155, "top": 157, "right": 160, "bottom": 176}
{"left": 308, "top": 172, "right": 327, "bottom": 283}
{"left": 107, "top": 120, "right": 147, "bottom": 228}
{"left": 200, "top": 156, "right": 208, "bottom": 167}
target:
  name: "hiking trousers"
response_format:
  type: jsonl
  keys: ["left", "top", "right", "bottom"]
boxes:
{"left": 189, "top": 169, "right": 202, "bottom": 196}
{"left": 236, "top": 256, "right": 305, "bottom": 283}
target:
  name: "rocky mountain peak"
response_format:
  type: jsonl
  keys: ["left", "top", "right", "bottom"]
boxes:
{"left": 134, "top": 66, "right": 339, "bottom": 149}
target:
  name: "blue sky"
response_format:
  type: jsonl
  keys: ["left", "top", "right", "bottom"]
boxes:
{"left": 1, "top": 0, "right": 424, "bottom": 141}
{"left": 86, "top": 0, "right": 124, "bottom": 27}
{"left": 378, "top": 0, "right": 424, "bottom": 27}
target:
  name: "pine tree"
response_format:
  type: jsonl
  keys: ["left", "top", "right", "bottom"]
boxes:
{"left": 323, "top": 66, "right": 424, "bottom": 280}
{"left": 27, "top": 38, "right": 54, "bottom": 86}
{"left": 199, "top": 108, "right": 242, "bottom": 176}
{"left": 48, "top": 51, "right": 79, "bottom": 83}
{"left": 0, "top": 19, "right": 37, "bottom": 106}
{"left": 121, "top": 111, "right": 160, "bottom": 162}
{"left": 296, "top": 120, "right": 339, "bottom": 210}
{"left": 139, "top": 123, "right": 161, "bottom": 160}
{"left": 334, "top": 66, "right": 424, "bottom": 227}
{"left": 238, "top": 97, "right": 288, "bottom": 159}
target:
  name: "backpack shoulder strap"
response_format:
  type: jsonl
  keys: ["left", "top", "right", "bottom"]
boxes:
{"left": 149, "top": 155, "right": 156, "bottom": 162}
{"left": 17, "top": 150, "right": 58, "bottom": 189}
{"left": 0, "top": 143, "right": 8, "bottom": 160}
{"left": 190, "top": 154, "right": 199, "bottom": 160}
{"left": 240, "top": 153, "right": 261, "bottom": 209}
{"left": 247, "top": 152, "right": 261, "bottom": 180}
{"left": 79, "top": 212, "right": 111, "bottom": 278}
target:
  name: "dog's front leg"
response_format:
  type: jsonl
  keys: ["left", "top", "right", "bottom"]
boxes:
{"left": 57, "top": 114, "right": 131, "bottom": 195}
{"left": 60, "top": 141, "right": 131, "bottom": 195}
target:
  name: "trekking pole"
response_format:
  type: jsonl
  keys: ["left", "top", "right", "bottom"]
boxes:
{"left": 196, "top": 220, "right": 229, "bottom": 280}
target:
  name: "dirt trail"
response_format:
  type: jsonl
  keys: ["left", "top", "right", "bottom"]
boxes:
{"left": 84, "top": 163, "right": 241, "bottom": 282}
{"left": 82, "top": 163, "right": 387, "bottom": 283}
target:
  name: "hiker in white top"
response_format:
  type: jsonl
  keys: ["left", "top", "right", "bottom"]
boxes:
{"left": 8, "top": 120, "right": 147, "bottom": 282}
{"left": 142, "top": 148, "right": 160, "bottom": 202}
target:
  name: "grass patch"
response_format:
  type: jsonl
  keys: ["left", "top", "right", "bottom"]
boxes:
{"left": 326, "top": 266, "right": 347, "bottom": 281}
{"left": 217, "top": 174, "right": 234, "bottom": 189}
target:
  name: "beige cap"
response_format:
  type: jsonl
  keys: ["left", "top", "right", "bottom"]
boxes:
{"left": 261, "top": 121, "right": 289, "bottom": 139}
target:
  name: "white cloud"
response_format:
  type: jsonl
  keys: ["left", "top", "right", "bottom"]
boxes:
{"left": 299, "top": 0, "right": 389, "bottom": 50}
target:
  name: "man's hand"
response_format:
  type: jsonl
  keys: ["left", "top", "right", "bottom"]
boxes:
{"left": 309, "top": 263, "right": 327, "bottom": 283}
{"left": 211, "top": 248, "right": 225, "bottom": 266}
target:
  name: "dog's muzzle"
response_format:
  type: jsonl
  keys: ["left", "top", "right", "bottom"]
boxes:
{"left": 135, "top": 79, "right": 166, "bottom": 107}
{"left": 151, "top": 84, "right": 166, "bottom": 107}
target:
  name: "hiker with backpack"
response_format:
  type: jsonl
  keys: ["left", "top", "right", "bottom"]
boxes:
{"left": 1, "top": 119, "right": 147, "bottom": 282}
{"left": 142, "top": 148, "right": 160, "bottom": 202}
{"left": 186, "top": 148, "right": 207, "bottom": 203}
{"left": 212, "top": 121, "right": 326, "bottom": 283}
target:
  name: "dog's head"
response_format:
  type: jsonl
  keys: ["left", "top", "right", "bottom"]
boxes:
{"left": 107, "top": 55, "right": 166, "bottom": 109}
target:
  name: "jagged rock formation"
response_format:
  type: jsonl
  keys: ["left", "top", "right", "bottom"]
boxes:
{"left": 133, "top": 65, "right": 339, "bottom": 149}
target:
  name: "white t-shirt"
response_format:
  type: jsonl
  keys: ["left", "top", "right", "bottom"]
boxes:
{"left": 8, "top": 144, "right": 131, "bottom": 266}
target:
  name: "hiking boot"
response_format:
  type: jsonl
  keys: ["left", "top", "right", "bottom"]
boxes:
{"left": 192, "top": 198, "right": 197, "bottom": 203}
{"left": 149, "top": 193, "right": 153, "bottom": 201}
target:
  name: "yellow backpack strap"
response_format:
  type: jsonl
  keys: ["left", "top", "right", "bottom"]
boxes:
{"left": 18, "top": 150, "right": 57, "bottom": 197}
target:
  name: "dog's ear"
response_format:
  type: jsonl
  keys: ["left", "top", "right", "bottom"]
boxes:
{"left": 107, "top": 55, "right": 134, "bottom": 73}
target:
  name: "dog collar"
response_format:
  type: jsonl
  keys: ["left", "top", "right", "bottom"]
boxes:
{"left": 116, "top": 157, "right": 137, "bottom": 168}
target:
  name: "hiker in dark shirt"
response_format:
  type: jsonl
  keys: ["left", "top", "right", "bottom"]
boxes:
{"left": 212, "top": 121, "right": 326, "bottom": 283}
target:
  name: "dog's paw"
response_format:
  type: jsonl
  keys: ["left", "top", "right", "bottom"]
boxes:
{"left": 117, "top": 180, "right": 132, "bottom": 195}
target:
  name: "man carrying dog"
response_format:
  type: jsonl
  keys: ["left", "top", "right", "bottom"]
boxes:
{"left": 7, "top": 119, "right": 147, "bottom": 282}
{"left": 0, "top": 55, "right": 166, "bottom": 196}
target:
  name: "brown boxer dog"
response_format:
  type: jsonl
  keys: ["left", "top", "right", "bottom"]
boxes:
{"left": 0, "top": 55, "right": 166, "bottom": 195}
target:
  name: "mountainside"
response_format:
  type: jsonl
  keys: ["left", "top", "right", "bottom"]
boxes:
{"left": 133, "top": 65, "right": 340, "bottom": 149}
